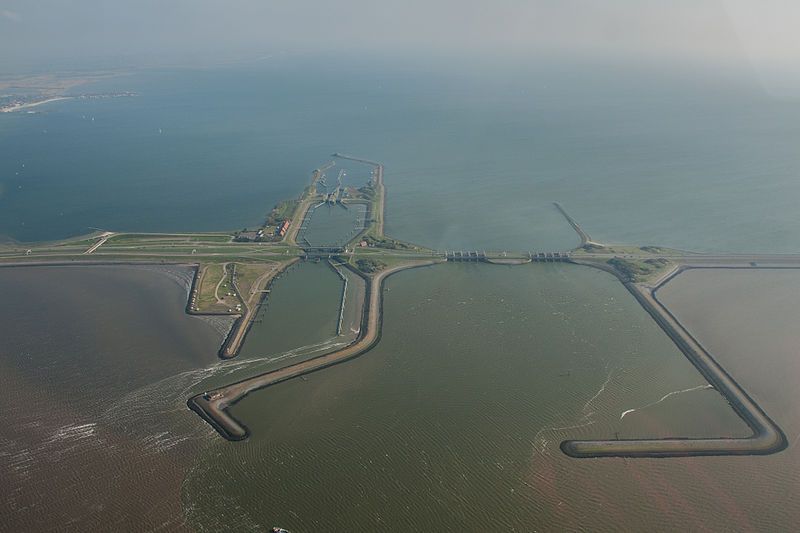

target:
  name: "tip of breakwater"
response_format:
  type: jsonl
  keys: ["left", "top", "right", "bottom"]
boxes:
{"left": 557, "top": 263, "right": 789, "bottom": 459}
{"left": 187, "top": 394, "right": 249, "bottom": 441}
{"left": 560, "top": 430, "right": 788, "bottom": 458}
{"left": 186, "top": 260, "right": 438, "bottom": 442}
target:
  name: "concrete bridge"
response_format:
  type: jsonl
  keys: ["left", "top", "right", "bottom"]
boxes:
{"left": 302, "top": 246, "right": 345, "bottom": 259}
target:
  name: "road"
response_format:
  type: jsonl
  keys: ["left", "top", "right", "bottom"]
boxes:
{"left": 83, "top": 231, "right": 115, "bottom": 254}
{"left": 213, "top": 263, "right": 231, "bottom": 303}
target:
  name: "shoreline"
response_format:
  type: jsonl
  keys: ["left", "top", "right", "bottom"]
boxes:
{"left": 0, "top": 96, "right": 73, "bottom": 113}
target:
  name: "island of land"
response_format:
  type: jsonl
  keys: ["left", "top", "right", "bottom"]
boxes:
{"left": 1, "top": 153, "right": 794, "bottom": 458}
{"left": 0, "top": 71, "right": 136, "bottom": 112}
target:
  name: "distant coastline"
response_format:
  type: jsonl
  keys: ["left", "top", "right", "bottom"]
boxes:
{"left": 0, "top": 69, "right": 131, "bottom": 114}
{"left": 0, "top": 96, "right": 73, "bottom": 113}
{"left": 0, "top": 92, "right": 137, "bottom": 113}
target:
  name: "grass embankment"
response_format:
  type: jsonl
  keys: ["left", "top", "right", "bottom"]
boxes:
{"left": 576, "top": 243, "right": 682, "bottom": 256}
{"left": 194, "top": 263, "right": 240, "bottom": 313}
{"left": 360, "top": 234, "right": 416, "bottom": 250}
{"left": 232, "top": 262, "right": 281, "bottom": 297}
{"left": 0, "top": 248, "right": 301, "bottom": 265}
{"left": 571, "top": 243, "right": 677, "bottom": 283}
{"left": 347, "top": 251, "right": 440, "bottom": 273}
{"left": 193, "top": 261, "right": 284, "bottom": 313}
{"left": 97, "top": 233, "right": 301, "bottom": 257}
{"left": 607, "top": 257, "right": 672, "bottom": 283}
{"left": 57, "top": 238, "right": 96, "bottom": 248}
{"left": 344, "top": 180, "right": 382, "bottom": 232}
{"left": 354, "top": 257, "right": 387, "bottom": 274}
{"left": 348, "top": 183, "right": 377, "bottom": 201}
{"left": 107, "top": 233, "right": 233, "bottom": 244}
{"left": 265, "top": 199, "right": 299, "bottom": 227}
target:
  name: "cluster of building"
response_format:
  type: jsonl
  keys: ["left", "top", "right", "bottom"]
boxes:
{"left": 235, "top": 228, "right": 264, "bottom": 241}
{"left": 234, "top": 219, "right": 290, "bottom": 242}
{"left": 276, "top": 219, "right": 290, "bottom": 237}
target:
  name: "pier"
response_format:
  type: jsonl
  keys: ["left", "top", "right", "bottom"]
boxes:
{"left": 327, "top": 259, "right": 349, "bottom": 336}
{"left": 553, "top": 202, "right": 595, "bottom": 247}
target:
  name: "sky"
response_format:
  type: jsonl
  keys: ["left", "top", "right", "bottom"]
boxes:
{"left": 0, "top": 1, "right": 798, "bottom": 75}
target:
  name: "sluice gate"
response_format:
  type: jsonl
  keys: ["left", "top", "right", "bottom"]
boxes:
{"left": 444, "top": 250, "right": 487, "bottom": 262}
{"left": 530, "top": 251, "right": 571, "bottom": 263}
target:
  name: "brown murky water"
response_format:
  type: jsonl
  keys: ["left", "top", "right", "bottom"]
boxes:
{"left": 5, "top": 263, "right": 798, "bottom": 531}
{"left": 183, "top": 263, "right": 758, "bottom": 531}
{"left": 0, "top": 265, "right": 223, "bottom": 531}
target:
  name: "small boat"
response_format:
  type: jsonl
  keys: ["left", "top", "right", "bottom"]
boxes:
{"left": 271, "top": 528, "right": 291, "bottom": 533}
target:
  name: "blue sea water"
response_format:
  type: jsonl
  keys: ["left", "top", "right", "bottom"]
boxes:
{"left": 4, "top": 55, "right": 800, "bottom": 531}
{"left": 1, "top": 56, "right": 799, "bottom": 252}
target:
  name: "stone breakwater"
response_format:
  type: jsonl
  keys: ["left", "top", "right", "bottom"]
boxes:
{"left": 188, "top": 260, "right": 440, "bottom": 440}
{"left": 562, "top": 261, "right": 788, "bottom": 458}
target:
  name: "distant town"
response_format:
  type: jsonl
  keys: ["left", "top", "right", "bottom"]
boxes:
{"left": 0, "top": 70, "right": 133, "bottom": 113}
{"left": 0, "top": 91, "right": 137, "bottom": 113}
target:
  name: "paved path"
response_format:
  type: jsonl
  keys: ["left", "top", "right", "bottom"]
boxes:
{"left": 83, "top": 232, "right": 115, "bottom": 254}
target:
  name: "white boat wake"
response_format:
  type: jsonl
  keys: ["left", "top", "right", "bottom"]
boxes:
{"left": 532, "top": 362, "right": 613, "bottom": 455}
{"left": 620, "top": 384, "right": 713, "bottom": 420}
{"left": 100, "top": 336, "right": 349, "bottom": 449}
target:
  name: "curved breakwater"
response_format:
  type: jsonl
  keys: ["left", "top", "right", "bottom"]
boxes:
{"left": 187, "top": 259, "right": 300, "bottom": 360}
{"left": 562, "top": 262, "right": 788, "bottom": 458}
{"left": 188, "top": 259, "right": 440, "bottom": 440}
{"left": 190, "top": 258, "right": 790, "bottom": 455}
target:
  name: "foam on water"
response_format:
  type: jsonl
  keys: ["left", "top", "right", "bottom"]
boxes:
{"left": 181, "top": 263, "right": 752, "bottom": 530}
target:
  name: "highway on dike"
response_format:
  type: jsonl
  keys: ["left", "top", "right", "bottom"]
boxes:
{"left": 2, "top": 153, "right": 796, "bottom": 459}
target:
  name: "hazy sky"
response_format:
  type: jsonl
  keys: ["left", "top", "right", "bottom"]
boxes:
{"left": 1, "top": 1, "right": 798, "bottom": 72}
